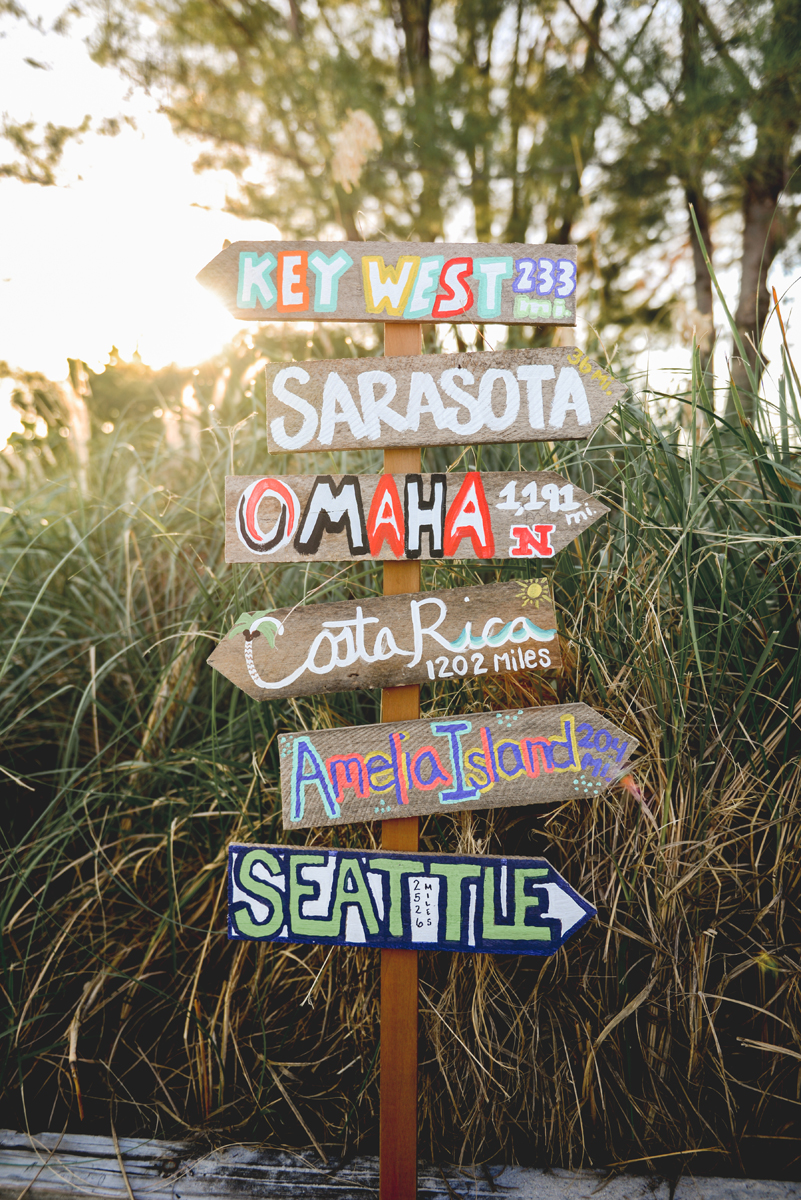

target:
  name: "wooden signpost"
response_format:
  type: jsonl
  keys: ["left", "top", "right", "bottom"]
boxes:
{"left": 278, "top": 703, "right": 636, "bottom": 830}
{"left": 207, "top": 578, "right": 559, "bottom": 701}
{"left": 266, "top": 346, "right": 624, "bottom": 452}
{"left": 224, "top": 471, "right": 607, "bottom": 564}
{"left": 379, "top": 321, "right": 421, "bottom": 1200}
{"left": 198, "top": 236, "right": 631, "bottom": 1199}
{"left": 197, "top": 241, "right": 577, "bottom": 325}
{"left": 228, "top": 845, "right": 596, "bottom": 956}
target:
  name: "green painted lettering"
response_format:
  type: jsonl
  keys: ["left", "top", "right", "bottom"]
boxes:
{"left": 327, "top": 858, "right": 380, "bottom": 936}
{"left": 514, "top": 867, "right": 549, "bottom": 940}
{"left": 289, "top": 852, "right": 327, "bottom": 935}
{"left": 430, "top": 862, "right": 481, "bottom": 940}
{"left": 233, "top": 848, "right": 284, "bottom": 937}
{"left": 481, "top": 865, "right": 550, "bottom": 941}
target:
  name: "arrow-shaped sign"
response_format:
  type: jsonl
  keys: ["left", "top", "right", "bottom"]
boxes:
{"left": 228, "top": 844, "right": 596, "bottom": 957}
{"left": 279, "top": 703, "right": 637, "bottom": 830}
{"left": 266, "top": 346, "right": 624, "bottom": 453}
{"left": 197, "top": 240, "right": 577, "bottom": 325}
{"left": 208, "top": 578, "right": 560, "bottom": 702}
{"left": 224, "top": 471, "right": 608, "bottom": 564}
{"left": 538, "top": 883, "right": 590, "bottom": 939}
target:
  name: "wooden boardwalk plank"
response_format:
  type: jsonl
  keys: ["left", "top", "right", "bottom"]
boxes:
{"left": 1, "top": 1132, "right": 799, "bottom": 1200}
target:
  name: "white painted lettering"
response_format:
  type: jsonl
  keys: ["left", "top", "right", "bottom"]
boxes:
{"left": 371, "top": 486, "right": 403, "bottom": 541}
{"left": 409, "top": 597, "right": 452, "bottom": 666}
{"left": 478, "top": 369, "right": 520, "bottom": 432}
{"left": 366, "top": 259, "right": 416, "bottom": 311}
{"left": 281, "top": 255, "right": 305, "bottom": 307}
{"left": 405, "top": 256, "right": 443, "bottom": 318}
{"left": 319, "top": 373, "right": 368, "bottom": 443}
{"left": 345, "top": 608, "right": 378, "bottom": 661}
{"left": 446, "top": 478, "right": 487, "bottom": 544}
{"left": 549, "top": 367, "right": 591, "bottom": 427}
{"left": 373, "top": 626, "right": 403, "bottom": 660}
{"left": 309, "top": 249, "right": 352, "bottom": 310}
{"left": 238, "top": 251, "right": 276, "bottom": 309}
{"left": 439, "top": 369, "right": 482, "bottom": 434}
{"left": 296, "top": 480, "right": 367, "bottom": 554}
{"left": 496, "top": 481, "right": 519, "bottom": 511}
{"left": 481, "top": 618, "right": 504, "bottom": 643}
{"left": 517, "top": 365, "right": 555, "bottom": 429}
{"left": 405, "top": 476, "right": 445, "bottom": 557}
{"left": 358, "top": 370, "right": 407, "bottom": 439}
{"left": 435, "top": 260, "right": 472, "bottom": 315}
{"left": 539, "top": 484, "right": 561, "bottom": 512}
{"left": 406, "top": 372, "right": 455, "bottom": 432}
{"left": 306, "top": 628, "right": 350, "bottom": 674}
{"left": 240, "top": 589, "right": 557, "bottom": 694}
{"left": 475, "top": 260, "right": 508, "bottom": 315}
{"left": 269, "top": 367, "right": 317, "bottom": 450}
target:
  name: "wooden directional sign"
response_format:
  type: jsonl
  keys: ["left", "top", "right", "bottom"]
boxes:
{"left": 266, "top": 346, "right": 623, "bottom": 452}
{"left": 208, "top": 578, "right": 560, "bottom": 702}
{"left": 228, "top": 845, "right": 596, "bottom": 957}
{"left": 279, "top": 704, "right": 637, "bottom": 830}
{"left": 225, "top": 471, "right": 608, "bottom": 564}
{"left": 198, "top": 241, "right": 577, "bottom": 325}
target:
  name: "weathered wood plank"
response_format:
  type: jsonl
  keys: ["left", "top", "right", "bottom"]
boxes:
{"left": 207, "top": 578, "right": 559, "bottom": 702}
{"left": 278, "top": 703, "right": 637, "bottom": 830}
{"left": 266, "top": 346, "right": 623, "bottom": 452}
{"left": 224, "top": 471, "right": 607, "bottom": 564}
{"left": 1, "top": 1131, "right": 797, "bottom": 1200}
{"left": 197, "top": 241, "right": 577, "bottom": 325}
{"left": 228, "top": 846, "right": 596, "bottom": 956}
{"left": 0, "top": 1131, "right": 495, "bottom": 1199}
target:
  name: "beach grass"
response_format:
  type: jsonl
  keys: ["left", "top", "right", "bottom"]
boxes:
{"left": 1, "top": 298, "right": 799, "bottom": 1176}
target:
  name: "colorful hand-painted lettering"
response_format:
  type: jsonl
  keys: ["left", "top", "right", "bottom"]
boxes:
{"left": 228, "top": 845, "right": 596, "bottom": 956}
{"left": 197, "top": 241, "right": 577, "bottom": 325}
{"left": 207, "top": 579, "right": 561, "bottom": 702}
{"left": 197, "top": 238, "right": 632, "bottom": 973}
{"left": 278, "top": 705, "right": 637, "bottom": 830}
{"left": 224, "top": 470, "right": 608, "bottom": 564}
{"left": 240, "top": 250, "right": 571, "bottom": 317}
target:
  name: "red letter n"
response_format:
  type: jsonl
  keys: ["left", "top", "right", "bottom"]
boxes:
{"left": 509, "top": 524, "right": 555, "bottom": 557}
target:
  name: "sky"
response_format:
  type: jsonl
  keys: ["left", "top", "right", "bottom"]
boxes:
{"left": 0, "top": 2, "right": 276, "bottom": 441}
{"left": 0, "top": 2, "right": 799, "bottom": 447}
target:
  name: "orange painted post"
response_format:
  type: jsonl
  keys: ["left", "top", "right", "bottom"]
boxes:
{"left": 380, "top": 321, "right": 422, "bottom": 1200}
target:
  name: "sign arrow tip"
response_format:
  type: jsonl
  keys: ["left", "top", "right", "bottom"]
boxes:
{"left": 541, "top": 882, "right": 595, "bottom": 939}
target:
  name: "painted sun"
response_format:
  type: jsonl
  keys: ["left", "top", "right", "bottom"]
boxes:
{"left": 516, "top": 580, "right": 548, "bottom": 609}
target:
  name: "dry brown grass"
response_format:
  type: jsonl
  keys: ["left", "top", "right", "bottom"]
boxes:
{"left": 1, "top": 334, "right": 800, "bottom": 1177}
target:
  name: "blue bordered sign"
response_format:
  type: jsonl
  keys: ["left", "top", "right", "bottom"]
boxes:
{"left": 228, "top": 845, "right": 596, "bottom": 956}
